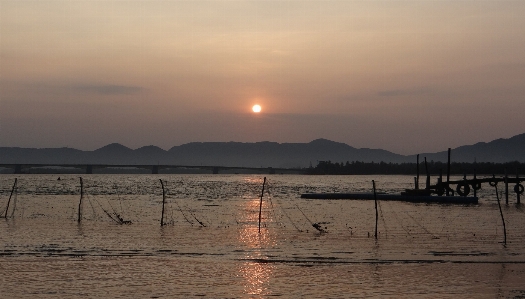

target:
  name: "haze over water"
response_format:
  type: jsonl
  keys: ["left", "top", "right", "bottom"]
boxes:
{"left": 2, "top": 1, "right": 525, "bottom": 153}
{"left": 1, "top": 174, "right": 524, "bottom": 298}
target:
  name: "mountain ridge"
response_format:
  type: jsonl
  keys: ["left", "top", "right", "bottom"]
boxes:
{"left": 1, "top": 133, "right": 524, "bottom": 167}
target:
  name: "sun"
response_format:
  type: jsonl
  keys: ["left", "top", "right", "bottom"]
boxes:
{"left": 252, "top": 104, "right": 262, "bottom": 113}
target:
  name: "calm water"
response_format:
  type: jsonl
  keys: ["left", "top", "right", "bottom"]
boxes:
{"left": 1, "top": 174, "right": 524, "bottom": 298}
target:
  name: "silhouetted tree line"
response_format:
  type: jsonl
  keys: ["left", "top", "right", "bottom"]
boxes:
{"left": 306, "top": 160, "right": 525, "bottom": 175}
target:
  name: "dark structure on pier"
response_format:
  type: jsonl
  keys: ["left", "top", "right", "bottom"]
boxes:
{"left": 302, "top": 148, "right": 524, "bottom": 204}
{"left": 407, "top": 149, "right": 524, "bottom": 204}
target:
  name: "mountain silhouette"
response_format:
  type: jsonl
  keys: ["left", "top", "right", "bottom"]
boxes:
{"left": 1, "top": 133, "right": 524, "bottom": 167}
{"left": 411, "top": 133, "right": 525, "bottom": 163}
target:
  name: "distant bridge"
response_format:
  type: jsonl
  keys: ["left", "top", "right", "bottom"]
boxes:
{"left": 0, "top": 164, "right": 305, "bottom": 175}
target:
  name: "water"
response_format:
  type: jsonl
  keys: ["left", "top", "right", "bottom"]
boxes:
{"left": 1, "top": 174, "right": 524, "bottom": 298}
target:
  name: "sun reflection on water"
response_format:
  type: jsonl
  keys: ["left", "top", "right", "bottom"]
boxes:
{"left": 239, "top": 260, "right": 275, "bottom": 297}
{"left": 237, "top": 197, "right": 277, "bottom": 297}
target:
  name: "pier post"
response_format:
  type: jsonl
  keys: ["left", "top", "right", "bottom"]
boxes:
{"left": 473, "top": 172, "right": 477, "bottom": 198}
{"left": 517, "top": 169, "right": 521, "bottom": 204}
{"left": 438, "top": 169, "right": 444, "bottom": 196}
{"left": 152, "top": 165, "right": 159, "bottom": 174}
{"left": 446, "top": 148, "right": 451, "bottom": 196}
{"left": 424, "top": 157, "right": 430, "bottom": 190}
{"left": 86, "top": 165, "right": 93, "bottom": 174}
{"left": 416, "top": 154, "right": 419, "bottom": 190}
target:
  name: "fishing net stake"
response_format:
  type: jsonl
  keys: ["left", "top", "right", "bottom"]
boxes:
{"left": 3, "top": 178, "right": 17, "bottom": 218}
{"left": 373, "top": 180, "right": 378, "bottom": 240}
{"left": 160, "top": 179, "right": 166, "bottom": 226}
{"left": 78, "top": 177, "right": 83, "bottom": 223}
{"left": 495, "top": 184, "right": 507, "bottom": 245}
{"left": 258, "top": 177, "right": 266, "bottom": 233}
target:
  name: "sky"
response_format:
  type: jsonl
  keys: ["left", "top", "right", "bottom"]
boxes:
{"left": 1, "top": 0, "right": 524, "bottom": 155}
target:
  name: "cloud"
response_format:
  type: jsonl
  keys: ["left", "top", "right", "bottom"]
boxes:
{"left": 72, "top": 84, "right": 146, "bottom": 95}
{"left": 377, "top": 87, "right": 431, "bottom": 97}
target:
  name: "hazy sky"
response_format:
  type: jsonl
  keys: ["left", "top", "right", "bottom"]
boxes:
{"left": 1, "top": 1, "right": 524, "bottom": 155}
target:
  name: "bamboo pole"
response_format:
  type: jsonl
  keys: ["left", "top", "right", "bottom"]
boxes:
{"left": 160, "top": 179, "right": 166, "bottom": 226}
{"left": 495, "top": 185, "right": 507, "bottom": 245}
{"left": 373, "top": 180, "right": 378, "bottom": 239}
{"left": 3, "top": 178, "right": 17, "bottom": 218}
{"left": 77, "top": 177, "right": 83, "bottom": 223}
{"left": 258, "top": 177, "right": 266, "bottom": 233}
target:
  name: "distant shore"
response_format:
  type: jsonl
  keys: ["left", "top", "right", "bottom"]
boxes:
{"left": 1, "top": 160, "right": 523, "bottom": 175}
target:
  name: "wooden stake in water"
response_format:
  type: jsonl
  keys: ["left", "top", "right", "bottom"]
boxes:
{"left": 495, "top": 185, "right": 507, "bottom": 245}
{"left": 372, "top": 180, "right": 378, "bottom": 240}
{"left": 160, "top": 179, "right": 166, "bottom": 226}
{"left": 3, "top": 178, "right": 17, "bottom": 218}
{"left": 258, "top": 177, "right": 266, "bottom": 233}
{"left": 77, "top": 177, "right": 83, "bottom": 223}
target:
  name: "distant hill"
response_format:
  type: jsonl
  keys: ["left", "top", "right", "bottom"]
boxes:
{"left": 410, "top": 133, "right": 525, "bottom": 163}
{"left": 167, "top": 139, "right": 408, "bottom": 168}
{"left": 1, "top": 133, "right": 524, "bottom": 167}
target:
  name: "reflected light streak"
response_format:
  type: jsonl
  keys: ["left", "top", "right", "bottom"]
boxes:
{"left": 237, "top": 196, "right": 278, "bottom": 297}
{"left": 239, "top": 261, "right": 275, "bottom": 297}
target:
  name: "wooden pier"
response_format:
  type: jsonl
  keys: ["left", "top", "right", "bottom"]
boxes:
{"left": 301, "top": 148, "right": 524, "bottom": 204}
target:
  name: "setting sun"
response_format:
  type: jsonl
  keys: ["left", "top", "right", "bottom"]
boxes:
{"left": 252, "top": 105, "right": 262, "bottom": 113}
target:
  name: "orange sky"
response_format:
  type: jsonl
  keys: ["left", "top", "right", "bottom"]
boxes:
{"left": 1, "top": 1, "right": 524, "bottom": 154}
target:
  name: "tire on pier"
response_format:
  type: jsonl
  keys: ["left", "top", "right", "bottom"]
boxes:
{"left": 456, "top": 182, "right": 471, "bottom": 197}
{"left": 515, "top": 183, "right": 524, "bottom": 195}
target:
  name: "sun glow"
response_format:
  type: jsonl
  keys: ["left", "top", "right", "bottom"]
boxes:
{"left": 252, "top": 105, "right": 262, "bottom": 113}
